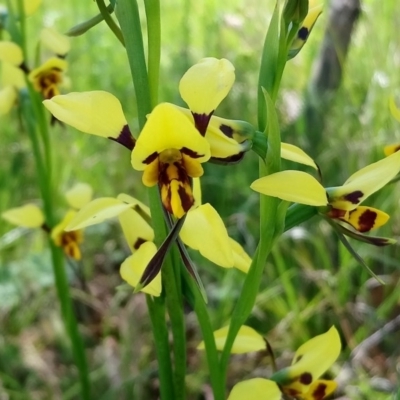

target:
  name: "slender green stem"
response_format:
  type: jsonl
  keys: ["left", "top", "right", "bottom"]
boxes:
{"left": 144, "top": 0, "right": 161, "bottom": 107}
{"left": 116, "top": 0, "right": 151, "bottom": 128}
{"left": 49, "top": 242, "right": 91, "bottom": 399}
{"left": 182, "top": 268, "right": 224, "bottom": 400}
{"left": 95, "top": 0, "right": 125, "bottom": 46}
{"left": 146, "top": 296, "right": 175, "bottom": 400}
{"left": 163, "top": 247, "right": 186, "bottom": 400}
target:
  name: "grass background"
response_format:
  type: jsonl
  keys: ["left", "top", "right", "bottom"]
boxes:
{"left": 0, "top": 0, "right": 399, "bottom": 398}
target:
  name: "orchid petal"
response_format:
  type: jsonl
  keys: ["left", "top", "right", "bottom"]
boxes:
{"left": 281, "top": 142, "right": 318, "bottom": 169}
{"left": 303, "top": 379, "right": 337, "bottom": 400}
{"left": 228, "top": 379, "right": 282, "bottom": 400}
{"left": 251, "top": 171, "right": 327, "bottom": 206}
{"left": 120, "top": 242, "right": 161, "bottom": 296}
{"left": 40, "top": 27, "right": 71, "bottom": 56}
{"left": 229, "top": 238, "right": 251, "bottom": 273}
{"left": 198, "top": 325, "right": 265, "bottom": 353}
{"left": 344, "top": 206, "right": 389, "bottom": 233}
{"left": 117, "top": 193, "right": 151, "bottom": 216}
{"left": 65, "top": 197, "right": 132, "bottom": 231}
{"left": 1, "top": 62, "right": 25, "bottom": 89}
{"left": 2, "top": 204, "right": 44, "bottom": 228}
{"left": 131, "top": 103, "right": 210, "bottom": 170}
{"left": 43, "top": 91, "right": 128, "bottom": 139}
{"left": 180, "top": 203, "right": 234, "bottom": 268}
{"left": 328, "top": 151, "right": 400, "bottom": 210}
{"left": 273, "top": 326, "right": 340, "bottom": 395}
{"left": 65, "top": 183, "right": 93, "bottom": 210}
{"left": 0, "top": 41, "right": 23, "bottom": 66}
{"left": 118, "top": 208, "right": 154, "bottom": 253}
{"left": 179, "top": 58, "right": 235, "bottom": 115}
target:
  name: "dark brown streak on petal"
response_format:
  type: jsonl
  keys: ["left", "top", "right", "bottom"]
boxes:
{"left": 143, "top": 151, "right": 158, "bottom": 165}
{"left": 192, "top": 112, "right": 213, "bottom": 136}
{"left": 355, "top": 209, "right": 377, "bottom": 232}
{"left": 181, "top": 147, "right": 204, "bottom": 159}
{"left": 133, "top": 237, "right": 146, "bottom": 250}
{"left": 177, "top": 185, "right": 194, "bottom": 213}
{"left": 344, "top": 190, "right": 363, "bottom": 204}
{"left": 219, "top": 123, "right": 234, "bottom": 138}
{"left": 209, "top": 152, "right": 245, "bottom": 165}
{"left": 108, "top": 124, "right": 136, "bottom": 151}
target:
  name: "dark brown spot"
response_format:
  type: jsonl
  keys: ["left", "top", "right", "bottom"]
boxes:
{"left": 312, "top": 382, "right": 327, "bottom": 400}
{"left": 192, "top": 112, "right": 213, "bottom": 136}
{"left": 394, "top": 145, "right": 400, "bottom": 153}
{"left": 109, "top": 124, "right": 136, "bottom": 151}
{"left": 181, "top": 147, "right": 203, "bottom": 159}
{"left": 298, "top": 27, "right": 309, "bottom": 40}
{"left": 133, "top": 237, "right": 146, "bottom": 250}
{"left": 356, "top": 209, "right": 377, "bottom": 232}
{"left": 299, "top": 372, "right": 313, "bottom": 385}
{"left": 344, "top": 190, "right": 363, "bottom": 204}
{"left": 143, "top": 151, "right": 158, "bottom": 165}
{"left": 220, "top": 124, "right": 234, "bottom": 138}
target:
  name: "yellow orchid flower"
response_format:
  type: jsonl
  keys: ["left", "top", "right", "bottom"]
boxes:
{"left": 203, "top": 325, "right": 341, "bottom": 400}
{"left": 28, "top": 57, "right": 68, "bottom": 100}
{"left": 0, "top": 41, "right": 23, "bottom": 66}
{"left": 43, "top": 58, "right": 246, "bottom": 217}
{"left": 288, "top": 1, "right": 323, "bottom": 59}
{"left": 131, "top": 102, "right": 211, "bottom": 218}
{"left": 1, "top": 183, "right": 93, "bottom": 260}
{"left": 272, "top": 326, "right": 341, "bottom": 400}
{"left": 251, "top": 151, "right": 400, "bottom": 241}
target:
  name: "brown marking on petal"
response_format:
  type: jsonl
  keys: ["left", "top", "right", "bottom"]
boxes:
{"left": 298, "top": 27, "right": 309, "bottom": 40}
{"left": 133, "top": 237, "right": 146, "bottom": 250}
{"left": 368, "top": 237, "right": 392, "bottom": 246}
{"left": 219, "top": 124, "right": 234, "bottom": 138}
{"left": 394, "top": 145, "right": 400, "bottom": 153}
{"left": 210, "top": 152, "right": 245, "bottom": 165}
{"left": 284, "top": 388, "right": 301, "bottom": 397}
{"left": 180, "top": 147, "right": 204, "bottom": 159}
{"left": 355, "top": 209, "right": 377, "bottom": 233}
{"left": 109, "top": 124, "right": 136, "bottom": 151}
{"left": 59, "top": 230, "right": 82, "bottom": 260}
{"left": 312, "top": 382, "right": 328, "bottom": 400}
{"left": 327, "top": 207, "right": 347, "bottom": 219}
{"left": 143, "top": 151, "right": 158, "bottom": 165}
{"left": 178, "top": 184, "right": 194, "bottom": 212}
{"left": 294, "top": 354, "right": 303, "bottom": 363}
{"left": 192, "top": 112, "right": 213, "bottom": 136}
{"left": 344, "top": 190, "right": 363, "bottom": 204}
{"left": 299, "top": 372, "right": 313, "bottom": 385}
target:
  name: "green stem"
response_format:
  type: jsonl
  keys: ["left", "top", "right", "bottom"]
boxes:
{"left": 284, "top": 203, "right": 318, "bottom": 231}
{"left": 144, "top": 0, "right": 161, "bottom": 107}
{"left": 182, "top": 268, "right": 224, "bottom": 400}
{"left": 49, "top": 243, "right": 91, "bottom": 399}
{"left": 116, "top": 0, "right": 151, "bottom": 128}
{"left": 146, "top": 296, "right": 175, "bottom": 400}
{"left": 95, "top": 0, "right": 125, "bottom": 46}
